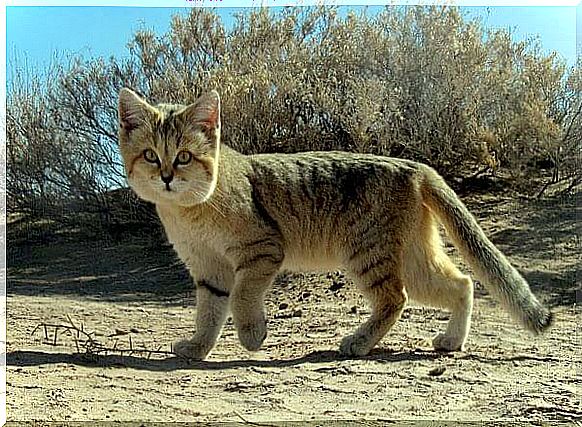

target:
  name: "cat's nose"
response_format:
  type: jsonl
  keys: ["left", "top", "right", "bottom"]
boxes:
{"left": 161, "top": 172, "right": 174, "bottom": 184}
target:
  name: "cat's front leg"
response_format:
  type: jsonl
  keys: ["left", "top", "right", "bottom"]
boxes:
{"left": 173, "top": 279, "right": 230, "bottom": 360}
{"left": 229, "top": 247, "right": 284, "bottom": 352}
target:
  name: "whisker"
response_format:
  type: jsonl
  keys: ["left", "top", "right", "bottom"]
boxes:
{"left": 206, "top": 195, "right": 228, "bottom": 217}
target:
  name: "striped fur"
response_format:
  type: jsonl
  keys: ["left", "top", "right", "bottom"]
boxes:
{"left": 118, "top": 89, "right": 552, "bottom": 360}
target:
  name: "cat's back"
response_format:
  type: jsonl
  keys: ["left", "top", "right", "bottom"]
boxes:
{"left": 249, "top": 150, "right": 417, "bottom": 172}
{"left": 247, "top": 150, "right": 421, "bottom": 199}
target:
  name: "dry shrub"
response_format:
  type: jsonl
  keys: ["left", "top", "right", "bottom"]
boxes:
{"left": 7, "top": 6, "right": 580, "bottom": 233}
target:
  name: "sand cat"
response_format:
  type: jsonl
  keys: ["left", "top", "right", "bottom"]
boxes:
{"left": 117, "top": 88, "right": 552, "bottom": 360}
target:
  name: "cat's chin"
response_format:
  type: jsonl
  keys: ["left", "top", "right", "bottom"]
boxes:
{"left": 147, "top": 190, "right": 211, "bottom": 208}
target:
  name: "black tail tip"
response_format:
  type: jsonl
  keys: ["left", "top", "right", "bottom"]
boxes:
{"left": 531, "top": 308, "right": 553, "bottom": 335}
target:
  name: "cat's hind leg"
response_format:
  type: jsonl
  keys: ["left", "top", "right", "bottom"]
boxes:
{"left": 341, "top": 248, "right": 408, "bottom": 357}
{"left": 407, "top": 256, "right": 473, "bottom": 351}
{"left": 173, "top": 279, "right": 230, "bottom": 360}
{"left": 429, "top": 264, "right": 473, "bottom": 352}
{"left": 404, "top": 214, "right": 474, "bottom": 351}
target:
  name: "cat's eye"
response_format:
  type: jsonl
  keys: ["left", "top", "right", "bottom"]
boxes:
{"left": 175, "top": 151, "right": 193, "bottom": 165}
{"left": 143, "top": 149, "right": 158, "bottom": 164}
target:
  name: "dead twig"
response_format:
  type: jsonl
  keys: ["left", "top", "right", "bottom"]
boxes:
{"left": 31, "top": 319, "right": 176, "bottom": 359}
{"left": 233, "top": 411, "right": 278, "bottom": 427}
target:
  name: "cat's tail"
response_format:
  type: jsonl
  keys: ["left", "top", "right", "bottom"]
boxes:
{"left": 419, "top": 165, "right": 552, "bottom": 334}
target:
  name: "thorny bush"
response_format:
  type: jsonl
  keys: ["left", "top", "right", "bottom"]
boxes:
{"left": 7, "top": 6, "right": 580, "bottom": 231}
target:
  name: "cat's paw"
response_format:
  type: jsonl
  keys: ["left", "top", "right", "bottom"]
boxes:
{"left": 339, "top": 333, "right": 373, "bottom": 357}
{"left": 237, "top": 319, "right": 267, "bottom": 352}
{"left": 172, "top": 338, "right": 212, "bottom": 361}
{"left": 432, "top": 333, "right": 465, "bottom": 352}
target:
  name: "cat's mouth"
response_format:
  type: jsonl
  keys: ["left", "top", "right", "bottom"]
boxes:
{"left": 161, "top": 172, "right": 174, "bottom": 192}
{"left": 153, "top": 179, "right": 179, "bottom": 198}
{"left": 133, "top": 177, "right": 211, "bottom": 206}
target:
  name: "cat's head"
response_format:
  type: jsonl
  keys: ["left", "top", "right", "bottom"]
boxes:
{"left": 118, "top": 89, "right": 221, "bottom": 207}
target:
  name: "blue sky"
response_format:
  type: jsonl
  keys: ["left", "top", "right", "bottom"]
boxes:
{"left": 5, "top": 4, "right": 579, "bottom": 84}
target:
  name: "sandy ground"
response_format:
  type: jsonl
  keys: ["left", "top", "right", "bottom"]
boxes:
{"left": 6, "top": 193, "right": 581, "bottom": 423}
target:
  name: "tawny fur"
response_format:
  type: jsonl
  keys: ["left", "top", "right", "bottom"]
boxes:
{"left": 118, "top": 88, "right": 552, "bottom": 360}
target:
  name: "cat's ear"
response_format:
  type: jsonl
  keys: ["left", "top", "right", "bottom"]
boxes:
{"left": 183, "top": 90, "right": 221, "bottom": 131}
{"left": 118, "top": 88, "right": 154, "bottom": 132}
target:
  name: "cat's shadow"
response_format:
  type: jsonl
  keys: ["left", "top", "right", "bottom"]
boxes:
{"left": 7, "top": 348, "right": 450, "bottom": 372}
{"left": 7, "top": 348, "right": 555, "bottom": 372}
